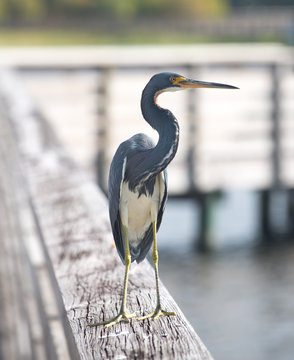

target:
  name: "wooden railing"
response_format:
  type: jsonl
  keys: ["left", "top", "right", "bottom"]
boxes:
{"left": 0, "top": 69, "right": 212, "bottom": 359}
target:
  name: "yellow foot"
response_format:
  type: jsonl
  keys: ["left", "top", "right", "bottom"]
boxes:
{"left": 89, "top": 311, "right": 136, "bottom": 328}
{"left": 138, "top": 307, "right": 176, "bottom": 321}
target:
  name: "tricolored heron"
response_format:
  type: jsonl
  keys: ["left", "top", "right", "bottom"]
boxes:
{"left": 92, "top": 72, "right": 238, "bottom": 327}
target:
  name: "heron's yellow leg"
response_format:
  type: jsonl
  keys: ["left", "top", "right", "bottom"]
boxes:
{"left": 138, "top": 221, "right": 176, "bottom": 321}
{"left": 90, "top": 225, "right": 136, "bottom": 328}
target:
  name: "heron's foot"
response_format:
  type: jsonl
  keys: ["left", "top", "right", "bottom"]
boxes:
{"left": 138, "top": 306, "right": 176, "bottom": 321}
{"left": 89, "top": 311, "right": 136, "bottom": 328}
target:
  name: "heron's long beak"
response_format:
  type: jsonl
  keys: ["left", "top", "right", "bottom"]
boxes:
{"left": 178, "top": 77, "right": 239, "bottom": 90}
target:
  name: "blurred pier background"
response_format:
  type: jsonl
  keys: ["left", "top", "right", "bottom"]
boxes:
{"left": 1, "top": 1, "right": 294, "bottom": 359}
{"left": 4, "top": 44, "right": 294, "bottom": 248}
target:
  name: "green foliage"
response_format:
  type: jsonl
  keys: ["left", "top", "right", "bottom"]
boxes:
{"left": 0, "top": 0, "right": 45, "bottom": 21}
{"left": 1, "top": 0, "right": 292, "bottom": 24}
{"left": 231, "top": 0, "right": 293, "bottom": 5}
{"left": 0, "top": 28, "right": 224, "bottom": 46}
{"left": 22, "top": 0, "right": 45, "bottom": 19}
{"left": 98, "top": 0, "right": 229, "bottom": 18}
{"left": 0, "top": 25, "right": 287, "bottom": 46}
{"left": 99, "top": 0, "right": 139, "bottom": 18}
{"left": 169, "top": 0, "right": 229, "bottom": 17}
{"left": 0, "top": 0, "right": 230, "bottom": 21}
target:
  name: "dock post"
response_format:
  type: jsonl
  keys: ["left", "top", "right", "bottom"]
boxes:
{"left": 259, "top": 63, "right": 282, "bottom": 244}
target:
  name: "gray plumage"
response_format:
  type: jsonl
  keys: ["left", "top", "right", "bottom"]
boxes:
{"left": 108, "top": 133, "right": 168, "bottom": 263}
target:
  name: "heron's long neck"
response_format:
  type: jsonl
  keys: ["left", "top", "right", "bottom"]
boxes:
{"left": 138, "top": 87, "right": 179, "bottom": 183}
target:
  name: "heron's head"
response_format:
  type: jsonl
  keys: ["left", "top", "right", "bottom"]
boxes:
{"left": 148, "top": 72, "right": 238, "bottom": 95}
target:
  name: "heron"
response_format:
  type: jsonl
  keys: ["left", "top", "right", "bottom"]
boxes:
{"left": 91, "top": 72, "right": 238, "bottom": 327}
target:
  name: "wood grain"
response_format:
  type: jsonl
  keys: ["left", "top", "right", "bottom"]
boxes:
{"left": 0, "top": 69, "right": 213, "bottom": 359}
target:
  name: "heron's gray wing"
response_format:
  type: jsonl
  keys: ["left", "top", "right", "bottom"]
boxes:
{"left": 108, "top": 143, "right": 127, "bottom": 264}
{"left": 109, "top": 133, "right": 163, "bottom": 264}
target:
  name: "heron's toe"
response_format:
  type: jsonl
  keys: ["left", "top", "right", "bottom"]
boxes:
{"left": 138, "top": 307, "right": 176, "bottom": 321}
{"left": 89, "top": 311, "right": 136, "bottom": 328}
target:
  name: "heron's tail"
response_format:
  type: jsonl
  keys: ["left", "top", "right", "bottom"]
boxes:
{"left": 130, "top": 225, "right": 153, "bottom": 264}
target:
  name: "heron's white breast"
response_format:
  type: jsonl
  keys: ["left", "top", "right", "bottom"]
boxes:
{"left": 119, "top": 174, "right": 163, "bottom": 247}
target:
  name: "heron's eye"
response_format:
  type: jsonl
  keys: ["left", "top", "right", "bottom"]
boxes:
{"left": 170, "top": 76, "right": 176, "bottom": 83}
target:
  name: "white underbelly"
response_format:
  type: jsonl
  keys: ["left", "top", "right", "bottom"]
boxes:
{"left": 127, "top": 192, "right": 152, "bottom": 245}
{"left": 120, "top": 175, "right": 163, "bottom": 248}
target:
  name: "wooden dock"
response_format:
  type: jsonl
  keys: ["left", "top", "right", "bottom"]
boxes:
{"left": 0, "top": 69, "right": 212, "bottom": 359}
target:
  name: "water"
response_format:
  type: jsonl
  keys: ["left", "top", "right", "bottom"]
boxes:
{"left": 158, "top": 191, "right": 259, "bottom": 251}
{"left": 159, "top": 246, "right": 294, "bottom": 360}
{"left": 156, "top": 194, "right": 294, "bottom": 360}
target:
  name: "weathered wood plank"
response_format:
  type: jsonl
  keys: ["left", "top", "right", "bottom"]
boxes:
{"left": 0, "top": 105, "right": 44, "bottom": 359}
{"left": 0, "top": 87, "right": 74, "bottom": 359}
{"left": 0, "top": 69, "right": 213, "bottom": 359}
